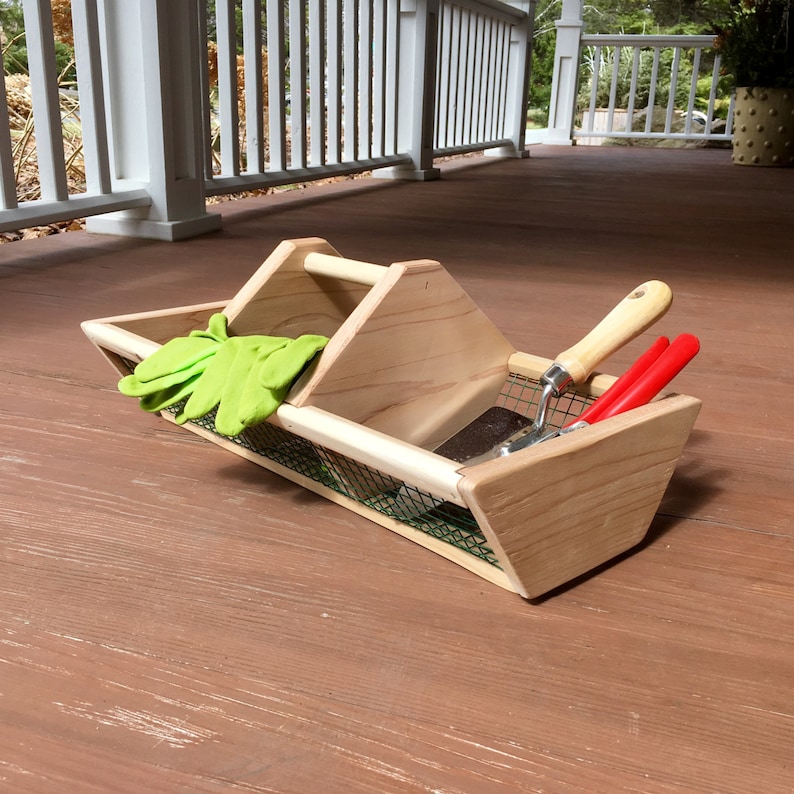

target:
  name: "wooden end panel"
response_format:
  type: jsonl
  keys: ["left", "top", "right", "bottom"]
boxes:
{"left": 457, "top": 394, "right": 702, "bottom": 599}
{"left": 223, "top": 237, "right": 371, "bottom": 339}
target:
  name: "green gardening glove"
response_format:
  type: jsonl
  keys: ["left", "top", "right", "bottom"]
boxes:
{"left": 177, "top": 335, "right": 294, "bottom": 435}
{"left": 239, "top": 335, "right": 329, "bottom": 429}
{"left": 117, "top": 311, "right": 328, "bottom": 436}
{"left": 118, "top": 313, "right": 230, "bottom": 411}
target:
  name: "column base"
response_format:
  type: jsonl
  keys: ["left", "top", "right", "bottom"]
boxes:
{"left": 483, "top": 146, "right": 530, "bottom": 159}
{"left": 372, "top": 165, "right": 441, "bottom": 181}
{"left": 86, "top": 211, "right": 222, "bottom": 241}
{"left": 542, "top": 132, "right": 576, "bottom": 146}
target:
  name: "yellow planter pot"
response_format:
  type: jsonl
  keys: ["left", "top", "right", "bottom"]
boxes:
{"left": 732, "top": 87, "right": 794, "bottom": 167}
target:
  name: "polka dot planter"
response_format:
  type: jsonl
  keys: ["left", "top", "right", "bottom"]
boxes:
{"left": 732, "top": 88, "right": 794, "bottom": 167}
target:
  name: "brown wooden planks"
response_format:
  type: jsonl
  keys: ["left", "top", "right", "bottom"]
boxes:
{"left": 1, "top": 146, "right": 792, "bottom": 792}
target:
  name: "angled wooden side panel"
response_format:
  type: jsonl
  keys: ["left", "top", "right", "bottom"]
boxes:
{"left": 289, "top": 259, "right": 516, "bottom": 449}
{"left": 457, "top": 394, "right": 702, "bottom": 599}
{"left": 82, "top": 301, "right": 229, "bottom": 351}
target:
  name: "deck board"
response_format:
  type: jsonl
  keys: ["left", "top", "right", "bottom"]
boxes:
{"left": 1, "top": 146, "right": 792, "bottom": 792}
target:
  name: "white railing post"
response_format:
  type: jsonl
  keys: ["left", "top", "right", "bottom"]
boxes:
{"left": 373, "top": 0, "right": 441, "bottom": 181}
{"left": 484, "top": 0, "right": 536, "bottom": 159}
{"left": 22, "top": 0, "right": 68, "bottom": 202}
{"left": 86, "top": 0, "right": 221, "bottom": 240}
{"left": 545, "top": 0, "right": 584, "bottom": 145}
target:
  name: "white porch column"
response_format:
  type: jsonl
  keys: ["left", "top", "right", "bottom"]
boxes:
{"left": 545, "top": 0, "right": 584, "bottom": 145}
{"left": 484, "top": 0, "right": 537, "bottom": 159}
{"left": 373, "top": 0, "right": 441, "bottom": 181}
{"left": 86, "top": 0, "right": 221, "bottom": 241}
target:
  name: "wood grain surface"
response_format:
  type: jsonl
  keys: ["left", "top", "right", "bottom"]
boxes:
{"left": 459, "top": 395, "right": 702, "bottom": 598}
{"left": 1, "top": 146, "right": 792, "bottom": 793}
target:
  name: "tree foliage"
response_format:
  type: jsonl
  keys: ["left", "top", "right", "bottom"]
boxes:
{"left": 714, "top": 0, "right": 794, "bottom": 88}
{"left": 1, "top": 0, "right": 76, "bottom": 83}
{"left": 528, "top": 0, "right": 734, "bottom": 119}
{"left": 581, "top": 0, "right": 731, "bottom": 33}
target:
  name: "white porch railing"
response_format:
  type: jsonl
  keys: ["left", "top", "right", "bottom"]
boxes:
{"left": 546, "top": 0, "right": 733, "bottom": 146}
{"left": 434, "top": 0, "right": 534, "bottom": 157}
{"left": 203, "top": 0, "right": 413, "bottom": 195}
{"left": 575, "top": 34, "right": 733, "bottom": 144}
{"left": 204, "top": 0, "right": 534, "bottom": 194}
{"left": 0, "top": 0, "right": 534, "bottom": 239}
{"left": 0, "top": 1, "right": 151, "bottom": 233}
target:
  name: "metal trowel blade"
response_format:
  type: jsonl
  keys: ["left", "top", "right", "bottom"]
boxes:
{"left": 434, "top": 406, "right": 555, "bottom": 467}
{"left": 433, "top": 407, "right": 531, "bottom": 463}
{"left": 461, "top": 423, "right": 559, "bottom": 466}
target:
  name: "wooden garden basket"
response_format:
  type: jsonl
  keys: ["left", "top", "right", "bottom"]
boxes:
{"left": 82, "top": 238, "right": 701, "bottom": 599}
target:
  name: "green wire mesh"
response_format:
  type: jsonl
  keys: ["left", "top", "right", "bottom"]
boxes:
{"left": 175, "top": 405, "right": 502, "bottom": 566}
{"left": 130, "top": 360, "right": 595, "bottom": 569}
{"left": 497, "top": 372, "right": 594, "bottom": 428}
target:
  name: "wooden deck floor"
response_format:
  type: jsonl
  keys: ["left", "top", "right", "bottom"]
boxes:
{"left": 1, "top": 145, "right": 792, "bottom": 793}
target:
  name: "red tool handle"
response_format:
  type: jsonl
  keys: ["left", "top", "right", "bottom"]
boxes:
{"left": 571, "top": 336, "right": 670, "bottom": 427}
{"left": 595, "top": 333, "right": 700, "bottom": 420}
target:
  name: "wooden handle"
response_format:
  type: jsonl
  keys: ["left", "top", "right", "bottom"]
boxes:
{"left": 304, "top": 251, "right": 388, "bottom": 286}
{"left": 271, "top": 404, "right": 466, "bottom": 505}
{"left": 555, "top": 280, "right": 673, "bottom": 385}
{"left": 81, "top": 321, "right": 161, "bottom": 362}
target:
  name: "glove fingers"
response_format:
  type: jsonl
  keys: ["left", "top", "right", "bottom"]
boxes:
{"left": 233, "top": 335, "right": 328, "bottom": 430}
{"left": 212, "top": 406, "right": 246, "bottom": 437}
{"left": 213, "top": 338, "right": 265, "bottom": 436}
{"left": 133, "top": 336, "right": 220, "bottom": 383}
{"left": 239, "top": 383, "right": 286, "bottom": 428}
{"left": 238, "top": 357, "right": 280, "bottom": 428}
{"left": 181, "top": 337, "right": 239, "bottom": 421}
{"left": 118, "top": 356, "right": 213, "bottom": 398}
{"left": 138, "top": 373, "right": 204, "bottom": 413}
{"left": 258, "top": 335, "right": 328, "bottom": 390}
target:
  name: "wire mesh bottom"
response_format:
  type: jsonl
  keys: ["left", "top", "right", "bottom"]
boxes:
{"left": 178, "top": 406, "right": 502, "bottom": 566}
{"left": 497, "top": 372, "right": 593, "bottom": 428}
{"left": 156, "top": 371, "right": 594, "bottom": 569}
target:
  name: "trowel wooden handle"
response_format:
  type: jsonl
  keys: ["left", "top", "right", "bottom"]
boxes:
{"left": 555, "top": 280, "right": 673, "bottom": 385}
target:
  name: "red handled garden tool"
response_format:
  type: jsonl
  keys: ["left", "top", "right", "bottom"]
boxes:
{"left": 555, "top": 332, "right": 700, "bottom": 439}
{"left": 435, "top": 280, "right": 673, "bottom": 464}
{"left": 475, "top": 333, "right": 700, "bottom": 463}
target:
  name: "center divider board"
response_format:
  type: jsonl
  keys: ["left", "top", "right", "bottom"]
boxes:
{"left": 288, "top": 258, "right": 517, "bottom": 450}
{"left": 225, "top": 237, "right": 516, "bottom": 450}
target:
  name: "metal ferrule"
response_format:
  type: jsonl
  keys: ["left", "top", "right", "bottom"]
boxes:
{"left": 541, "top": 362, "right": 574, "bottom": 397}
